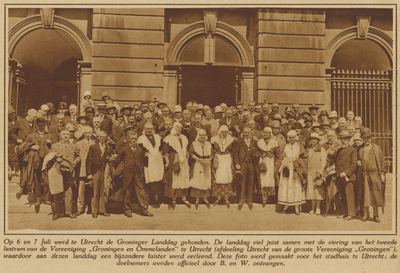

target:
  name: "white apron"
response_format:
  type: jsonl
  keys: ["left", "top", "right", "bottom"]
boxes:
{"left": 211, "top": 135, "right": 235, "bottom": 185}
{"left": 138, "top": 134, "right": 164, "bottom": 183}
{"left": 258, "top": 138, "right": 278, "bottom": 188}
{"left": 164, "top": 134, "right": 190, "bottom": 189}
{"left": 190, "top": 141, "right": 212, "bottom": 190}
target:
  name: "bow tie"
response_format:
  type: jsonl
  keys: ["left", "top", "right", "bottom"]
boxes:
{"left": 130, "top": 144, "right": 137, "bottom": 148}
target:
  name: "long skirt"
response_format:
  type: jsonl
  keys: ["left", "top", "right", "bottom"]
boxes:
{"left": 305, "top": 175, "right": 325, "bottom": 200}
{"left": 190, "top": 188, "right": 211, "bottom": 198}
{"left": 278, "top": 172, "right": 305, "bottom": 206}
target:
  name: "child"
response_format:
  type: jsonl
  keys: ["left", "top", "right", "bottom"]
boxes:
{"left": 81, "top": 90, "right": 94, "bottom": 115}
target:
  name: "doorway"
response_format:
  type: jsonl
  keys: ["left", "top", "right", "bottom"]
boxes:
{"left": 181, "top": 66, "right": 237, "bottom": 108}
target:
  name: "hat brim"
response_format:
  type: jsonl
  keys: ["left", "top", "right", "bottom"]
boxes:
{"left": 361, "top": 134, "right": 373, "bottom": 138}
{"left": 338, "top": 135, "right": 352, "bottom": 139}
{"left": 156, "top": 103, "right": 166, "bottom": 108}
{"left": 121, "top": 107, "right": 133, "bottom": 111}
{"left": 329, "top": 116, "right": 338, "bottom": 119}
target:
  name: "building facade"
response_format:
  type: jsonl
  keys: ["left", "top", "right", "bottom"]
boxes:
{"left": 8, "top": 7, "right": 393, "bottom": 163}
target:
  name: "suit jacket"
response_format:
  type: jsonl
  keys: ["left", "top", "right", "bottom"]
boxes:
{"left": 76, "top": 138, "right": 96, "bottom": 177}
{"left": 50, "top": 141, "right": 80, "bottom": 177}
{"left": 16, "top": 118, "right": 36, "bottom": 140}
{"left": 233, "top": 138, "right": 258, "bottom": 167}
{"left": 188, "top": 123, "right": 211, "bottom": 144}
{"left": 322, "top": 141, "right": 341, "bottom": 152}
{"left": 335, "top": 145, "right": 357, "bottom": 181}
{"left": 48, "top": 124, "right": 67, "bottom": 143}
{"left": 115, "top": 145, "right": 145, "bottom": 191}
{"left": 219, "top": 116, "right": 241, "bottom": 135}
{"left": 99, "top": 116, "right": 113, "bottom": 136}
{"left": 254, "top": 114, "right": 272, "bottom": 131}
{"left": 26, "top": 132, "right": 53, "bottom": 159}
{"left": 86, "top": 142, "right": 113, "bottom": 176}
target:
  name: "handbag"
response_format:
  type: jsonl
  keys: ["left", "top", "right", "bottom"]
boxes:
{"left": 282, "top": 167, "right": 290, "bottom": 178}
{"left": 172, "top": 160, "right": 181, "bottom": 174}
{"left": 213, "top": 156, "right": 219, "bottom": 170}
{"left": 258, "top": 160, "right": 267, "bottom": 173}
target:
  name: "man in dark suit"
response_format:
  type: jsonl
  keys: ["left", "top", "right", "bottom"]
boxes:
{"left": 86, "top": 131, "right": 113, "bottom": 218}
{"left": 48, "top": 113, "right": 67, "bottom": 143}
{"left": 16, "top": 109, "right": 38, "bottom": 141}
{"left": 26, "top": 117, "right": 53, "bottom": 206}
{"left": 219, "top": 108, "right": 241, "bottom": 137}
{"left": 188, "top": 113, "right": 211, "bottom": 145}
{"left": 322, "top": 130, "right": 341, "bottom": 151}
{"left": 254, "top": 103, "right": 272, "bottom": 131}
{"left": 335, "top": 131, "right": 357, "bottom": 220}
{"left": 76, "top": 127, "right": 96, "bottom": 215}
{"left": 96, "top": 103, "right": 113, "bottom": 136}
{"left": 115, "top": 132, "right": 153, "bottom": 217}
{"left": 234, "top": 127, "right": 258, "bottom": 210}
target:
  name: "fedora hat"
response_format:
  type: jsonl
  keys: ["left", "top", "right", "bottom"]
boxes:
{"left": 56, "top": 159, "right": 75, "bottom": 177}
{"left": 156, "top": 101, "right": 167, "bottom": 109}
{"left": 309, "top": 132, "right": 321, "bottom": 141}
{"left": 8, "top": 105, "right": 16, "bottom": 115}
{"left": 338, "top": 131, "right": 352, "bottom": 139}
{"left": 361, "top": 127, "right": 373, "bottom": 138}
{"left": 308, "top": 104, "right": 319, "bottom": 110}
{"left": 329, "top": 111, "right": 339, "bottom": 119}
{"left": 319, "top": 110, "right": 329, "bottom": 118}
{"left": 302, "top": 109, "right": 311, "bottom": 116}
{"left": 121, "top": 105, "right": 133, "bottom": 112}
{"left": 102, "top": 91, "right": 110, "bottom": 99}
{"left": 77, "top": 114, "right": 90, "bottom": 122}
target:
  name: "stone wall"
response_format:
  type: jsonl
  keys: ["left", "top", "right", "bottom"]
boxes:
{"left": 91, "top": 8, "right": 165, "bottom": 105}
{"left": 254, "top": 9, "right": 327, "bottom": 109}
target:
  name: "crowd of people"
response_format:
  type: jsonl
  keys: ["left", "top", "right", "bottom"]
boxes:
{"left": 7, "top": 90, "right": 387, "bottom": 223}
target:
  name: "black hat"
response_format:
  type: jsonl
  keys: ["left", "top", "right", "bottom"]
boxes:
{"left": 36, "top": 117, "right": 46, "bottom": 126}
{"left": 291, "top": 122, "right": 303, "bottom": 129}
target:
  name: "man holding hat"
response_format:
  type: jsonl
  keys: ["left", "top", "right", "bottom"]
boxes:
{"left": 334, "top": 130, "right": 357, "bottom": 220}
{"left": 357, "top": 128, "right": 386, "bottom": 223}
{"left": 75, "top": 126, "right": 96, "bottom": 215}
{"left": 45, "top": 129, "right": 80, "bottom": 220}
{"left": 26, "top": 117, "right": 54, "bottom": 205}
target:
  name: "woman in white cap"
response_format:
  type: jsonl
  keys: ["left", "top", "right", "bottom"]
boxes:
{"left": 305, "top": 132, "right": 327, "bottom": 215}
{"left": 210, "top": 125, "right": 236, "bottom": 208}
{"left": 278, "top": 130, "right": 307, "bottom": 215}
{"left": 163, "top": 122, "right": 191, "bottom": 209}
{"left": 189, "top": 129, "right": 212, "bottom": 209}
{"left": 80, "top": 90, "right": 94, "bottom": 115}
{"left": 258, "top": 127, "right": 280, "bottom": 206}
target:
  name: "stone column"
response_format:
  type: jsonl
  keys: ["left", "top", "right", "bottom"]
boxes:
{"left": 163, "top": 69, "right": 178, "bottom": 106}
{"left": 241, "top": 71, "right": 254, "bottom": 106}
{"left": 78, "top": 61, "right": 92, "bottom": 105}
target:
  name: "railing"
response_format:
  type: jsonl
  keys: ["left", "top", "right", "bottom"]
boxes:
{"left": 331, "top": 69, "right": 393, "bottom": 171}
